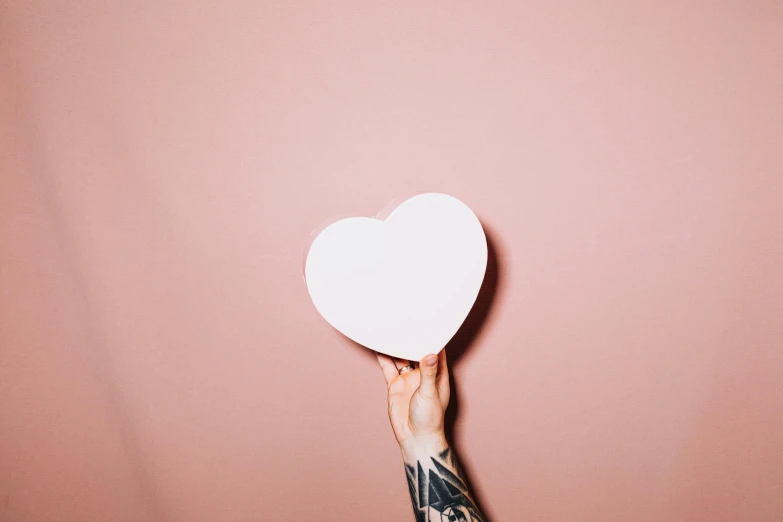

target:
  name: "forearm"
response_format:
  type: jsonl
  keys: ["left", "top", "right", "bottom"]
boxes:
{"left": 400, "top": 436, "right": 487, "bottom": 522}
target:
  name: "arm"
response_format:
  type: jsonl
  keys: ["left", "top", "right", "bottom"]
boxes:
{"left": 376, "top": 350, "right": 487, "bottom": 522}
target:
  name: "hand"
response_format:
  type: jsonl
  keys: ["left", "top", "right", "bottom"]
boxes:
{"left": 376, "top": 349, "right": 450, "bottom": 456}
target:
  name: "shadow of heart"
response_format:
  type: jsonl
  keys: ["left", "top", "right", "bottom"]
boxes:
{"left": 442, "top": 223, "right": 503, "bottom": 522}
{"left": 445, "top": 223, "right": 503, "bottom": 365}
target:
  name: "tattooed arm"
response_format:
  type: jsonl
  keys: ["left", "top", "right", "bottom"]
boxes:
{"left": 376, "top": 350, "right": 487, "bottom": 522}
{"left": 402, "top": 442, "right": 486, "bottom": 522}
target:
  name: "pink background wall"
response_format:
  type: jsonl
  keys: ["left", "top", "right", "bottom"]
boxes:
{"left": 1, "top": 2, "right": 782, "bottom": 521}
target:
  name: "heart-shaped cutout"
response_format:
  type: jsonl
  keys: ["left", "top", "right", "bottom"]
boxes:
{"left": 304, "top": 193, "right": 487, "bottom": 361}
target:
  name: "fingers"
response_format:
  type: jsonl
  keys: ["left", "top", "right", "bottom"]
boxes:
{"left": 377, "top": 352, "right": 415, "bottom": 391}
{"left": 393, "top": 357, "right": 414, "bottom": 374}
{"left": 376, "top": 352, "right": 400, "bottom": 386}
{"left": 417, "top": 353, "right": 440, "bottom": 400}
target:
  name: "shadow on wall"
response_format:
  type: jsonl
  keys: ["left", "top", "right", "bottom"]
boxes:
{"left": 443, "top": 224, "right": 503, "bottom": 522}
{"left": 445, "top": 223, "right": 503, "bottom": 365}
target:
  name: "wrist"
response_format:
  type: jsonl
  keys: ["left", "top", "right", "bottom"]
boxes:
{"left": 399, "top": 433, "right": 449, "bottom": 463}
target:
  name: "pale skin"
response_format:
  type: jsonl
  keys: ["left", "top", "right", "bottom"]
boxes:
{"left": 377, "top": 349, "right": 487, "bottom": 522}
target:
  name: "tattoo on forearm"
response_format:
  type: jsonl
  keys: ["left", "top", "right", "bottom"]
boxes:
{"left": 404, "top": 448, "right": 486, "bottom": 522}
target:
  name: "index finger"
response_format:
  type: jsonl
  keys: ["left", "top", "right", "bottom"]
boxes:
{"left": 376, "top": 352, "right": 400, "bottom": 386}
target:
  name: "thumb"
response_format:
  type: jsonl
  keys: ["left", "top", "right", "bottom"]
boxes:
{"left": 417, "top": 354, "right": 440, "bottom": 401}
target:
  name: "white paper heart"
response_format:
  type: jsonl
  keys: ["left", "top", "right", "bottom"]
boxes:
{"left": 304, "top": 193, "right": 487, "bottom": 361}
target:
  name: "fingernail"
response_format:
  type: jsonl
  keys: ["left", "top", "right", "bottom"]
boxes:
{"left": 425, "top": 355, "right": 438, "bottom": 367}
